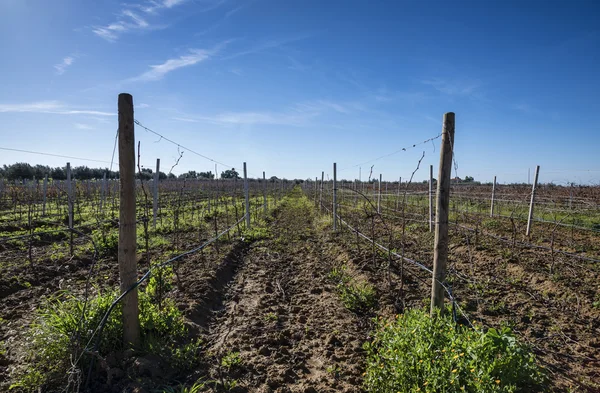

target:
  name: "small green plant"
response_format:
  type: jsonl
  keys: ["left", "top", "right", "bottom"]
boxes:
{"left": 337, "top": 281, "right": 376, "bottom": 314}
{"left": 10, "top": 288, "right": 187, "bottom": 392}
{"left": 363, "top": 308, "right": 547, "bottom": 393}
{"left": 157, "top": 378, "right": 209, "bottom": 393}
{"left": 221, "top": 351, "right": 242, "bottom": 369}
{"left": 593, "top": 293, "right": 600, "bottom": 309}
{"left": 328, "top": 264, "right": 350, "bottom": 284}
{"left": 91, "top": 227, "right": 118, "bottom": 257}
{"left": 242, "top": 225, "right": 270, "bottom": 242}
{"left": 264, "top": 312, "right": 278, "bottom": 322}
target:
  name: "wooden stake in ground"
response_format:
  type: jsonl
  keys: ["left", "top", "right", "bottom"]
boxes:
{"left": 319, "top": 171, "right": 324, "bottom": 212}
{"left": 67, "top": 162, "right": 73, "bottom": 256}
{"left": 526, "top": 165, "right": 540, "bottom": 237}
{"left": 490, "top": 175, "right": 497, "bottom": 217}
{"left": 377, "top": 173, "right": 382, "bottom": 214}
{"left": 118, "top": 93, "right": 140, "bottom": 347}
{"left": 263, "top": 171, "right": 267, "bottom": 215}
{"left": 430, "top": 112, "right": 455, "bottom": 315}
{"left": 244, "top": 162, "right": 250, "bottom": 229}
{"left": 153, "top": 159, "right": 160, "bottom": 228}
{"left": 429, "top": 165, "right": 434, "bottom": 232}
{"left": 333, "top": 163, "right": 337, "bottom": 231}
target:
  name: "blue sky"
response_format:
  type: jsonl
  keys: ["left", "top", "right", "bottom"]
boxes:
{"left": 0, "top": 0, "right": 598, "bottom": 184}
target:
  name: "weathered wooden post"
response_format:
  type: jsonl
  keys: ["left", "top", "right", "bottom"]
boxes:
{"left": 490, "top": 175, "right": 497, "bottom": 217}
{"left": 42, "top": 175, "right": 48, "bottom": 216}
{"left": 319, "top": 171, "right": 324, "bottom": 212}
{"left": 244, "top": 162, "right": 250, "bottom": 228}
{"left": 430, "top": 112, "right": 455, "bottom": 315}
{"left": 429, "top": 165, "right": 434, "bottom": 232}
{"left": 377, "top": 174, "right": 382, "bottom": 214}
{"left": 526, "top": 165, "right": 540, "bottom": 237}
{"left": 118, "top": 93, "right": 140, "bottom": 347}
{"left": 153, "top": 159, "right": 159, "bottom": 228}
{"left": 333, "top": 163, "right": 337, "bottom": 231}
{"left": 67, "top": 162, "right": 74, "bottom": 255}
{"left": 395, "top": 176, "right": 401, "bottom": 211}
{"left": 263, "top": 171, "right": 267, "bottom": 215}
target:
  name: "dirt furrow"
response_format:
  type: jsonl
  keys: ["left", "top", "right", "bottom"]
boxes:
{"left": 201, "top": 191, "right": 367, "bottom": 393}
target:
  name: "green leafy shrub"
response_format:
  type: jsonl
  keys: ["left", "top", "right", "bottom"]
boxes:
{"left": 337, "top": 281, "right": 376, "bottom": 314}
{"left": 363, "top": 308, "right": 547, "bottom": 393}
{"left": 91, "top": 227, "right": 118, "bottom": 257}
{"left": 11, "top": 288, "right": 187, "bottom": 391}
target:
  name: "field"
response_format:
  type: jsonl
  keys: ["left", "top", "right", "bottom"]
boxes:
{"left": 0, "top": 178, "right": 598, "bottom": 392}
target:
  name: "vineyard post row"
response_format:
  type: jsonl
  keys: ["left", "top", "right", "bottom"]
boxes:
{"left": 318, "top": 113, "right": 457, "bottom": 316}
{"left": 115, "top": 93, "right": 265, "bottom": 347}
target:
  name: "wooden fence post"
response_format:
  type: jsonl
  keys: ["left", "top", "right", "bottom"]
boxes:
{"left": 42, "top": 175, "right": 48, "bottom": 216}
{"left": 244, "top": 162, "right": 250, "bottom": 228}
{"left": 263, "top": 171, "right": 267, "bottom": 215}
{"left": 118, "top": 93, "right": 140, "bottom": 347}
{"left": 526, "top": 165, "right": 540, "bottom": 237}
{"left": 66, "top": 162, "right": 74, "bottom": 255}
{"left": 319, "top": 171, "right": 324, "bottom": 212}
{"left": 377, "top": 174, "right": 382, "bottom": 214}
{"left": 153, "top": 159, "right": 160, "bottom": 228}
{"left": 333, "top": 163, "right": 337, "bottom": 231}
{"left": 430, "top": 112, "right": 455, "bottom": 315}
{"left": 395, "top": 176, "right": 401, "bottom": 210}
{"left": 490, "top": 175, "right": 497, "bottom": 217}
{"left": 429, "top": 164, "right": 434, "bottom": 232}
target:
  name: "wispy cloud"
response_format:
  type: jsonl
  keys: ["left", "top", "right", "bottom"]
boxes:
{"left": 54, "top": 56, "right": 75, "bottom": 75}
{"left": 171, "top": 98, "right": 362, "bottom": 127}
{"left": 93, "top": 0, "right": 226, "bottom": 41}
{"left": 138, "top": 103, "right": 151, "bottom": 108}
{"left": 92, "top": 2, "right": 179, "bottom": 41}
{"left": 128, "top": 42, "right": 229, "bottom": 82}
{"left": 92, "top": 9, "right": 153, "bottom": 41}
{"left": 422, "top": 78, "right": 482, "bottom": 97}
{"left": 137, "top": 0, "right": 188, "bottom": 14}
{"left": 74, "top": 123, "right": 95, "bottom": 130}
{"left": 223, "top": 33, "right": 317, "bottom": 60}
{"left": 175, "top": 111, "right": 315, "bottom": 126}
{"left": 0, "top": 101, "right": 114, "bottom": 116}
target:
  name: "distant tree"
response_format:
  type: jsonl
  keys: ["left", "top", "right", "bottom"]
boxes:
{"left": 158, "top": 171, "right": 167, "bottom": 180}
{"left": 198, "top": 171, "right": 214, "bottom": 179}
{"left": 221, "top": 168, "right": 240, "bottom": 179}
{"left": 51, "top": 166, "right": 67, "bottom": 180}
{"left": 464, "top": 176, "right": 475, "bottom": 183}
{"left": 179, "top": 170, "right": 198, "bottom": 179}
{"left": 137, "top": 168, "right": 153, "bottom": 181}
{"left": 269, "top": 176, "right": 279, "bottom": 183}
{"left": 4, "top": 163, "right": 34, "bottom": 180}
{"left": 167, "top": 173, "right": 176, "bottom": 179}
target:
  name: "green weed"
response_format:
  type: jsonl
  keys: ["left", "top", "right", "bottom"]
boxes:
{"left": 363, "top": 308, "right": 547, "bottom": 393}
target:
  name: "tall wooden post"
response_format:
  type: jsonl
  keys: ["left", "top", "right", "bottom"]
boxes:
{"left": 377, "top": 174, "right": 382, "bottom": 214}
{"left": 118, "top": 93, "right": 140, "bottom": 347}
{"left": 263, "top": 171, "right": 267, "bottom": 215}
{"left": 526, "top": 165, "right": 540, "bottom": 237}
{"left": 42, "top": 175, "right": 48, "bottom": 216}
{"left": 314, "top": 177, "right": 318, "bottom": 204}
{"left": 395, "top": 176, "right": 401, "bottom": 210}
{"left": 333, "top": 163, "right": 337, "bottom": 231}
{"left": 319, "top": 171, "right": 324, "bottom": 212}
{"left": 430, "top": 112, "right": 455, "bottom": 315}
{"left": 153, "top": 159, "right": 160, "bottom": 228}
{"left": 244, "top": 162, "right": 250, "bottom": 228}
{"left": 67, "top": 162, "right": 74, "bottom": 255}
{"left": 429, "top": 165, "right": 434, "bottom": 232}
{"left": 490, "top": 176, "right": 497, "bottom": 217}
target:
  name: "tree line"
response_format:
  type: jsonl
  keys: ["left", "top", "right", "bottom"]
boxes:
{"left": 0, "top": 162, "right": 250, "bottom": 181}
